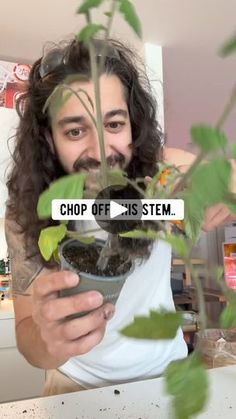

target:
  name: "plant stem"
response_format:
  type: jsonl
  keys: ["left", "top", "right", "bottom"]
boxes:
{"left": 185, "top": 260, "right": 207, "bottom": 330}
{"left": 86, "top": 11, "right": 108, "bottom": 189}
{"left": 60, "top": 84, "right": 97, "bottom": 127}
{"left": 98, "top": 0, "right": 117, "bottom": 74}
{"left": 216, "top": 85, "right": 236, "bottom": 131}
{"left": 170, "top": 151, "right": 206, "bottom": 197}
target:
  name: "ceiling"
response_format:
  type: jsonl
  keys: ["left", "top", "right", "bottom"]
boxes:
{"left": 0, "top": 1, "right": 235, "bottom": 147}
{"left": 0, "top": 0, "right": 235, "bottom": 62}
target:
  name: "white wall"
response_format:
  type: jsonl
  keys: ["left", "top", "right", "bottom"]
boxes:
{"left": 0, "top": 218, "right": 7, "bottom": 259}
{"left": 0, "top": 107, "right": 18, "bottom": 218}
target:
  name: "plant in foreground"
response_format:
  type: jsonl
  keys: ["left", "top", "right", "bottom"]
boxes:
{"left": 36, "top": 1, "right": 236, "bottom": 418}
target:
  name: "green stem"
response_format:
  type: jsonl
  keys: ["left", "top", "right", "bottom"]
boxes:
{"left": 60, "top": 84, "right": 97, "bottom": 127}
{"left": 98, "top": 0, "right": 117, "bottom": 74}
{"left": 185, "top": 260, "right": 207, "bottom": 330}
{"left": 86, "top": 11, "right": 108, "bottom": 188}
{"left": 216, "top": 85, "right": 236, "bottom": 131}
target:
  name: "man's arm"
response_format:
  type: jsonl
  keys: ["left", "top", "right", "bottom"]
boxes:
{"left": 5, "top": 217, "right": 114, "bottom": 370}
{"left": 164, "top": 147, "right": 236, "bottom": 231}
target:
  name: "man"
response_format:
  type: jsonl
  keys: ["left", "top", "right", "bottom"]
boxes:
{"left": 5, "top": 37, "right": 235, "bottom": 395}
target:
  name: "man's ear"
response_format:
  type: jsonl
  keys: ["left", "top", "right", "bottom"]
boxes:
{"left": 44, "top": 130, "right": 55, "bottom": 154}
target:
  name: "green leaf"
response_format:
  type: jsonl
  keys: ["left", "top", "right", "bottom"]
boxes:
{"left": 119, "top": 0, "right": 142, "bottom": 38}
{"left": 77, "top": 0, "right": 104, "bottom": 14}
{"left": 121, "top": 309, "right": 184, "bottom": 340}
{"left": 78, "top": 24, "right": 106, "bottom": 43}
{"left": 165, "top": 353, "right": 209, "bottom": 419}
{"left": 107, "top": 170, "right": 128, "bottom": 187}
{"left": 219, "top": 34, "right": 236, "bottom": 57}
{"left": 164, "top": 233, "right": 189, "bottom": 259}
{"left": 191, "top": 159, "right": 231, "bottom": 208}
{"left": 182, "top": 192, "right": 204, "bottom": 243}
{"left": 38, "top": 224, "right": 67, "bottom": 261}
{"left": 68, "top": 233, "right": 96, "bottom": 245}
{"left": 119, "top": 229, "right": 159, "bottom": 240}
{"left": 220, "top": 304, "right": 236, "bottom": 328}
{"left": 191, "top": 125, "right": 228, "bottom": 153}
{"left": 37, "top": 173, "right": 86, "bottom": 219}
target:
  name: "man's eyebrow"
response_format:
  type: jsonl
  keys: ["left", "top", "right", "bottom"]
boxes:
{"left": 104, "top": 109, "right": 128, "bottom": 120}
{"left": 57, "top": 109, "right": 128, "bottom": 127}
{"left": 57, "top": 116, "right": 87, "bottom": 127}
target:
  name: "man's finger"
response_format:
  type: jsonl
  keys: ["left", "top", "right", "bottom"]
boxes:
{"left": 33, "top": 271, "right": 79, "bottom": 298}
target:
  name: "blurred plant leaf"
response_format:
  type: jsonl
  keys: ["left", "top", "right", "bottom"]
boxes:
{"left": 182, "top": 192, "right": 204, "bottom": 243}
{"left": 77, "top": 0, "right": 105, "bottom": 14}
{"left": 107, "top": 170, "right": 128, "bottom": 187}
{"left": 119, "top": 229, "right": 159, "bottom": 240}
{"left": 121, "top": 309, "right": 184, "bottom": 340}
{"left": 191, "top": 125, "right": 228, "bottom": 153}
{"left": 119, "top": 0, "right": 142, "bottom": 38}
{"left": 78, "top": 24, "right": 106, "bottom": 43}
{"left": 38, "top": 224, "right": 67, "bottom": 261}
{"left": 219, "top": 34, "right": 236, "bottom": 57}
{"left": 163, "top": 233, "right": 189, "bottom": 259}
{"left": 165, "top": 353, "right": 208, "bottom": 419}
{"left": 67, "top": 232, "right": 96, "bottom": 245}
{"left": 37, "top": 174, "right": 86, "bottom": 219}
{"left": 190, "top": 159, "right": 231, "bottom": 208}
{"left": 220, "top": 304, "right": 236, "bottom": 329}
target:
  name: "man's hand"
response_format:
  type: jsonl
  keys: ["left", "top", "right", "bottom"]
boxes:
{"left": 202, "top": 203, "right": 236, "bottom": 232}
{"left": 31, "top": 271, "right": 115, "bottom": 362}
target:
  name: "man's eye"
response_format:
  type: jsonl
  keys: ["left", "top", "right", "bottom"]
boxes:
{"left": 66, "top": 128, "right": 84, "bottom": 139}
{"left": 106, "top": 121, "right": 125, "bottom": 131}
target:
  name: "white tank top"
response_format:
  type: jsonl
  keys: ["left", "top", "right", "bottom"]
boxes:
{"left": 59, "top": 222, "right": 187, "bottom": 388}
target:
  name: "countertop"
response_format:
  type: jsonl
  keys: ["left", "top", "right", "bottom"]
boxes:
{"left": 0, "top": 299, "right": 14, "bottom": 320}
{"left": 0, "top": 365, "right": 236, "bottom": 418}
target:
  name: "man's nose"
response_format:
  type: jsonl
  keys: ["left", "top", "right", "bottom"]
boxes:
{"left": 87, "top": 132, "right": 111, "bottom": 162}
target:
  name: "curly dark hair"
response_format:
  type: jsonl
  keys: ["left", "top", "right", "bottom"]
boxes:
{"left": 6, "top": 37, "right": 164, "bottom": 260}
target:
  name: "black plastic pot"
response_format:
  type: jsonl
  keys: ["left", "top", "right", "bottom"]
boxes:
{"left": 58, "top": 238, "right": 133, "bottom": 316}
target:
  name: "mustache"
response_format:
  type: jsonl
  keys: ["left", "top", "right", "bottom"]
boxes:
{"left": 73, "top": 153, "right": 126, "bottom": 172}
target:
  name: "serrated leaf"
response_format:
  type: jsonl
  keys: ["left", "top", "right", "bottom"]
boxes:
{"left": 220, "top": 304, "right": 236, "bottom": 328}
{"left": 78, "top": 24, "right": 106, "bottom": 43}
{"left": 37, "top": 174, "right": 86, "bottom": 219}
{"left": 77, "top": 0, "right": 104, "bottom": 14}
{"left": 119, "top": 0, "right": 142, "bottom": 38}
{"left": 121, "top": 309, "right": 183, "bottom": 340}
{"left": 191, "top": 125, "right": 228, "bottom": 153}
{"left": 38, "top": 224, "right": 67, "bottom": 261}
{"left": 219, "top": 34, "right": 236, "bottom": 57}
{"left": 165, "top": 353, "right": 208, "bottom": 419}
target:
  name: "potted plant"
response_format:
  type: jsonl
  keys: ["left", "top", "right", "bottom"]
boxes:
{"left": 36, "top": 1, "right": 236, "bottom": 418}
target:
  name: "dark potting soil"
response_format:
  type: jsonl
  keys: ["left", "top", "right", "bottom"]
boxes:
{"left": 63, "top": 245, "right": 131, "bottom": 277}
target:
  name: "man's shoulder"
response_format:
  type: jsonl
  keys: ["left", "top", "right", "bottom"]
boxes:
{"left": 163, "top": 147, "right": 196, "bottom": 168}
